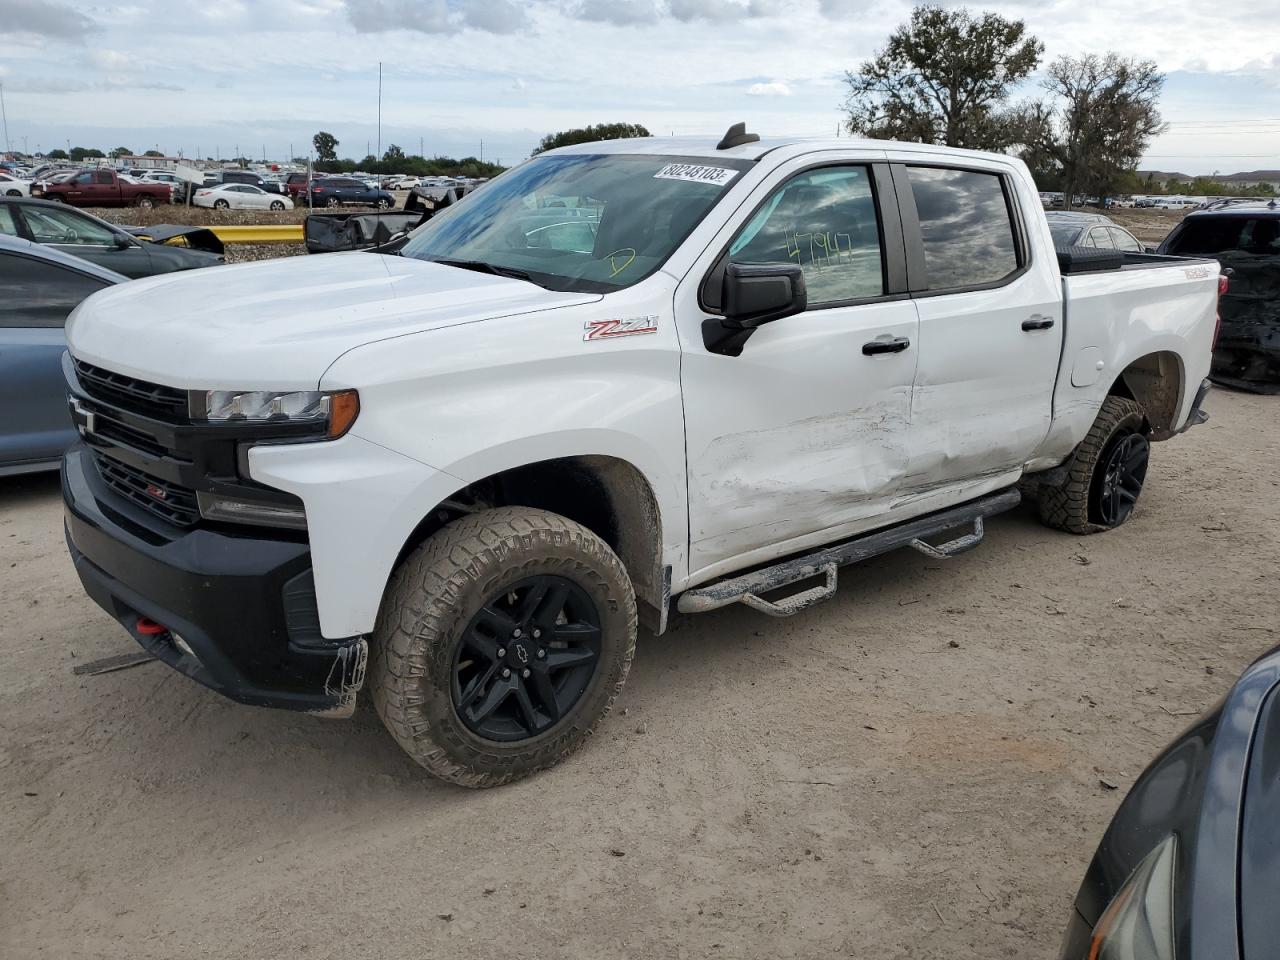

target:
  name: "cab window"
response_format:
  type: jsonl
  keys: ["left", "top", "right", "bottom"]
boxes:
{"left": 906, "top": 166, "right": 1020, "bottom": 289}
{"left": 729, "top": 165, "right": 885, "bottom": 304}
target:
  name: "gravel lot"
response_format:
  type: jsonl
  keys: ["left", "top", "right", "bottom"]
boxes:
{"left": 2, "top": 385, "right": 1277, "bottom": 959}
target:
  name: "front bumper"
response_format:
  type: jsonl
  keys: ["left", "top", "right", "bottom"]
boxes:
{"left": 63, "top": 444, "right": 366, "bottom": 715}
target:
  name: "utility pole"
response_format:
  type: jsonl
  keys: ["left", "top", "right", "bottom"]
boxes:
{"left": 419, "top": 136, "right": 423, "bottom": 158}
{"left": 377, "top": 61, "right": 382, "bottom": 159}
{"left": 0, "top": 82, "right": 10, "bottom": 155}
{"left": 480, "top": 139, "right": 484, "bottom": 164}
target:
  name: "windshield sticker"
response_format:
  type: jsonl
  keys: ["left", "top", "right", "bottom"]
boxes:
{"left": 654, "top": 163, "right": 739, "bottom": 187}
{"left": 585, "top": 316, "right": 659, "bottom": 341}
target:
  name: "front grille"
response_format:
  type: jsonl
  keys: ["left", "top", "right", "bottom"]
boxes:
{"left": 94, "top": 453, "right": 200, "bottom": 528}
{"left": 74, "top": 359, "right": 188, "bottom": 420}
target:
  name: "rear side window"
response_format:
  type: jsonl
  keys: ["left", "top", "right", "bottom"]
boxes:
{"left": 730, "top": 165, "right": 885, "bottom": 304}
{"left": 906, "top": 167, "right": 1020, "bottom": 289}
{"left": 1109, "top": 228, "right": 1143, "bottom": 253}
{"left": 1166, "top": 217, "right": 1280, "bottom": 256}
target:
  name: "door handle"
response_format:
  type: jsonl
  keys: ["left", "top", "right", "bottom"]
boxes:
{"left": 1022, "top": 315, "right": 1055, "bottom": 331}
{"left": 862, "top": 336, "right": 911, "bottom": 356}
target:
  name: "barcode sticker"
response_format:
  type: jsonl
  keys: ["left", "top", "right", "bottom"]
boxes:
{"left": 653, "top": 163, "right": 739, "bottom": 187}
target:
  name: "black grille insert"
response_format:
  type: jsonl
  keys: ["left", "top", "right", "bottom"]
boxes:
{"left": 94, "top": 453, "right": 200, "bottom": 528}
{"left": 74, "top": 359, "right": 188, "bottom": 420}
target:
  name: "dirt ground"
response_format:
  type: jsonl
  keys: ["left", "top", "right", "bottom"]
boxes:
{"left": 2, "top": 386, "right": 1277, "bottom": 959}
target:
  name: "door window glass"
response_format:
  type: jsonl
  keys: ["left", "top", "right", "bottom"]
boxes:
{"left": 0, "top": 253, "right": 109, "bottom": 327}
{"left": 72, "top": 172, "right": 94, "bottom": 185}
{"left": 20, "top": 206, "right": 117, "bottom": 245}
{"left": 0, "top": 205, "right": 18, "bottom": 236}
{"left": 1088, "top": 226, "right": 1114, "bottom": 249}
{"left": 1109, "top": 228, "right": 1143, "bottom": 253}
{"left": 729, "top": 165, "right": 884, "bottom": 304}
{"left": 95, "top": 172, "right": 113, "bottom": 185}
{"left": 906, "top": 166, "right": 1020, "bottom": 289}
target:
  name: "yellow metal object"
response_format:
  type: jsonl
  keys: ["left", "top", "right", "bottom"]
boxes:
{"left": 204, "top": 225, "right": 304, "bottom": 244}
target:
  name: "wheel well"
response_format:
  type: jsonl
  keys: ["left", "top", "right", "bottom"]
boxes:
{"left": 395, "top": 456, "right": 668, "bottom": 632}
{"left": 1109, "top": 351, "right": 1184, "bottom": 438}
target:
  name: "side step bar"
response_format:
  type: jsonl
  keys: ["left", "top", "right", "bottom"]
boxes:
{"left": 676, "top": 488, "right": 1021, "bottom": 618}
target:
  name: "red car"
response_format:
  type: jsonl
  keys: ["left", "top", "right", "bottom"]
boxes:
{"left": 33, "top": 169, "right": 169, "bottom": 209}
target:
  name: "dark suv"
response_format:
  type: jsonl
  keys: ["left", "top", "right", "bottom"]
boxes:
{"left": 1159, "top": 200, "right": 1280, "bottom": 392}
{"left": 306, "top": 177, "right": 395, "bottom": 209}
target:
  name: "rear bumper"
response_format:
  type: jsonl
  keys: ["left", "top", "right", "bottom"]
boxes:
{"left": 62, "top": 444, "right": 366, "bottom": 715}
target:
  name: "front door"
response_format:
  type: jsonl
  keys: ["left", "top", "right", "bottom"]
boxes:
{"left": 16, "top": 204, "right": 151, "bottom": 278}
{"left": 679, "top": 160, "right": 921, "bottom": 580}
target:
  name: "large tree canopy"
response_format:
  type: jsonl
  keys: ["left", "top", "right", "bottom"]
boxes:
{"left": 313, "top": 130, "right": 339, "bottom": 162}
{"left": 842, "top": 4, "right": 1042, "bottom": 149}
{"left": 1016, "top": 54, "right": 1165, "bottom": 205}
{"left": 532, "top": 123, "right": 652, "bottom": 155}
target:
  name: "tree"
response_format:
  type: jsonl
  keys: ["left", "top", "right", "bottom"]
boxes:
{"left": 841, "top": 5, "right": 1042, "bottom": 149}
{"left": 69, "top": 146, "right": 105, "bottom": 161}
{"left": 1017, "top": 54, "right": 1165, "bottom": 208}
{"left": 313, "top": 131, "right": 339, "bottom": 162}
{"left": 46, "top": 148, "right": 68, "bottom": 160}
{"left": 382, "top": 143, "right": 406, "bottom": 165}
{"left": 532, "top": 123, "right": 651, "bottom": 155}
{"left": 109, "top": 146, "right": 132, "bottom": 159}
{"left": 143, "top": 149, "right": 164, "bottom": 157}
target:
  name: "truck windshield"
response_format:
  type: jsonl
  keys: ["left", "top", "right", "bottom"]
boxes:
{"left": 400, "top": 153, "right": 751, "bottom": 292}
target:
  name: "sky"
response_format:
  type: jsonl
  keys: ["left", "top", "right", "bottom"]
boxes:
{"left": 0, "top": 0, "right": 1278, "bottom": 174}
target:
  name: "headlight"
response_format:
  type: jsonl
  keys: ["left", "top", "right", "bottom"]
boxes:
{"left": 1080, "top": 835, "right": 1177, "bottom": 960}
{"left": 194, "top": 388, "right": 359, "bottom": 439}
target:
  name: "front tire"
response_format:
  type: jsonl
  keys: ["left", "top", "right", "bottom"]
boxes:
{"left": 1032, "top": 396, "right": 1149, "bottom": 534}
{"left": 5, "top": 189, "right": 20, "bottom": 197}
{"left": 371, "top": 506, "right": 637, "bottom": 787}
{"left": 270, "top": 200, "right": 285, "bottom": 210}
{"left": 213, "top": 199, "right": 229, "bottom": 210}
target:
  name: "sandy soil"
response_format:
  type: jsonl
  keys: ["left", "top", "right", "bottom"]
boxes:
{"left": 2, "top": 387, "right": 1277, "bottom": 959}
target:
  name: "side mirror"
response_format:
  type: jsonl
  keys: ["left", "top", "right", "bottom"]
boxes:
{"left": 722, "top": 262, "right": 807, "bottom": 328}
{"left": 1144, "top": 245, "right": 1157, "bottom": 254}
{"left": 703, "top": 261, "right": 807, "bottom": 356}
{"left": 113, "top": 235, "right": 133, "bottom": 250}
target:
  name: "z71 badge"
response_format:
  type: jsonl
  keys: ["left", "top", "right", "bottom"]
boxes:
{"left": 584, "top": 316, "right": 659, "bottom": 341}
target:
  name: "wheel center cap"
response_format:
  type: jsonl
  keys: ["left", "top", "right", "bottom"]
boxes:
{"left": 510, "top": 641, "right": 531, "bottom": 666}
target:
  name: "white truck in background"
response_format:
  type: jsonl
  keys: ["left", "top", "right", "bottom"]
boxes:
{"left": 61, "top": 124, "right": 1221, "bottom": 786}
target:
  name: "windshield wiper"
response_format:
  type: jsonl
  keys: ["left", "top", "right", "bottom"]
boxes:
{"left": 431, "top": 258, "right": 539, "bottom": 284}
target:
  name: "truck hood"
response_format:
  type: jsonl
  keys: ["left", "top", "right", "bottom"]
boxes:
{"left": 66, "top": 252, "right": 600, "bottom": 389}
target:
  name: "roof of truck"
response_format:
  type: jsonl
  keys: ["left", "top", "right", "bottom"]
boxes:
{"left": 545, "top": 131, "right": 1023, "bottom": 167}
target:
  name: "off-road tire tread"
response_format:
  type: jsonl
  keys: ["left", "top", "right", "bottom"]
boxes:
{"left": 370, "top": 506, "right": 637, "bottom": 788}
{"left": 1034, "top": 395, "right": 1145, "bottom": 535}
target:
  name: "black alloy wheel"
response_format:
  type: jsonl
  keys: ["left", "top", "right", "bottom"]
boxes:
{"left": 1093, "top": 432, "right": 1149, "bottom": 527}
{"left": 451, "top": 575, "right": 602, "bottom": 742}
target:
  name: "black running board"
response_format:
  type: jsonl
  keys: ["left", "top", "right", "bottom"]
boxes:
{"left": 676, "top": 488, "right": 1021, "bottom": 618}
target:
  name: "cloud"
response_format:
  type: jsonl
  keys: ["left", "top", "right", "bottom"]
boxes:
{"left": 0, "top": 0, "right": 97, "bottom": 40}
{"left": 345, "top": 0, "right": 456, "bottom": 34}
{"left": 669, "top": 0, "right": 780, "bottom": 20}
{"left": 89, "top": 49, "right": 132, "bottom": 71}
{"left": 747, "top": 80, "right": 792, "bottom": 96}
{"left": 576, "top": 0, "right": 659, "bottom": 26}
{"left": 460, "top": 0, "right": 530, "bottom": 33}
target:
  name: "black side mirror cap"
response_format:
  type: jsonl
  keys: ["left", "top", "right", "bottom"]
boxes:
{"left": 702, "top": 262, "right": 807, "bottom": 356}
{"left": 722, "top": 261, "right": 807, "bottom": 327}
{"left": 114, "top": 235, "right": 134, "bottom": 250}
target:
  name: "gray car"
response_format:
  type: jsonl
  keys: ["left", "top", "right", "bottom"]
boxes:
{"left": 0, "top": 198, "right": 224, "bottom": 278}
{"left": 0, "top": 235, "right": 125, "bottom": 475}
{"left": 1045, "top": 211, "right": 1148, "bottom": 253}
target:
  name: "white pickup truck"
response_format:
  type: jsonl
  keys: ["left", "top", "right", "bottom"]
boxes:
{"left": 61, "top": 125, "right": 1221, "bottom": 786}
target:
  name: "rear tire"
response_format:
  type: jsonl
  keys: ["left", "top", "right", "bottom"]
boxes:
{"left": 270, "top": 200, "right": 285, "bottom": 211}
{"left": 5, "top": 190, "right": 20, "bottom": 197}
{"left": 371, "top": 506, "right": 637, "bottom": 788}
{"left": 1031, "top": 395, "right": 1149, "bottom": 535}
{"left": 325, "top": 196, "right": 340, "bottom": 208}
{"left": 213, "top": 199, "right": 230, "bottom": 210}
{"left": 135, "top": 195, "right": 155, "bottom": 210}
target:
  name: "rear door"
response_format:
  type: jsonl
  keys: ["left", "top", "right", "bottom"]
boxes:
{"left": 0, "top": 251, "right": 112, "bottom": 468}
{"left": 891, "top": 161, "right": 1062, "bottom": 488}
